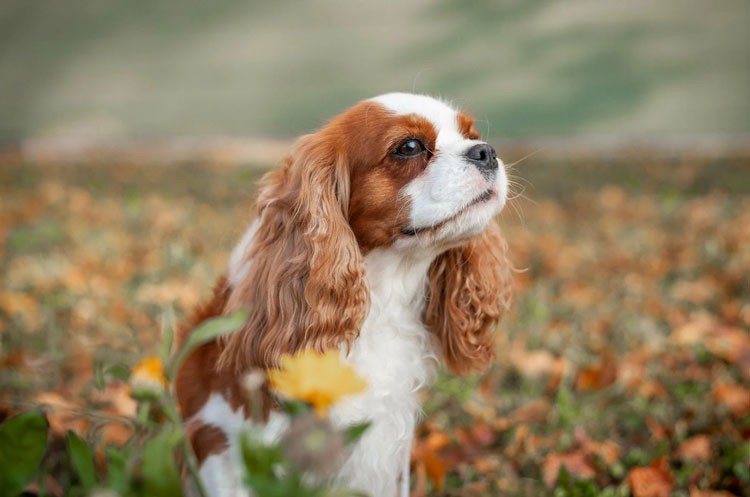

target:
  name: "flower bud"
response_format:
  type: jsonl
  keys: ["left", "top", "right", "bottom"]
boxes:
{"left": 129, "top": 356, "right": 168, "bottom": 400}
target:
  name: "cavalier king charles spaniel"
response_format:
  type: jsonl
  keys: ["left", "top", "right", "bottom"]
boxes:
{"left": 175, "top": 93, "right": 513, "bottom": 497}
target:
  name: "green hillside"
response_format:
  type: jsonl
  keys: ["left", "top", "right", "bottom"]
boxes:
{"left": 1, "top": 0, "right": 748, "bottom": 142}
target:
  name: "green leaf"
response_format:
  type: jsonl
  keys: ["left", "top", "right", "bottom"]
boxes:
{"left": 94, "top": 359, "right": 106, "bottom": 390}
{"left": 343, "top": 422, "right": 371, "bottom": 444}
{"left": 160, "top": 306, "right": 176, "bottom": 364}
{"left": 244, "top": 466, "right": 324, "bottom": 497}
{"left": 94, "top": 361, "right": 132, "bottom": 390}
{"left": 105, "top": 445, "right": 131, "bottom": 493}
{"left": 107, "top": 362, "right": 132, "bottom": 381}
{"left": 66, "top": 431, "right": 96, "bottom": 489}
{"left": 239, "top": 432, "right": 332, "bottom": 497}
{"left": 240, "top": 432, "right": 285, "bottom": 479}
{"left": 281, "top": 400, "right": 312, "bottom": 416}
{"left": 167, "top": 310, "right": 248, "bottom": 379}
{"left": 141, "top": 426, "right": 183, "bottom": 497}
{"left": 0, "top": 411, "right": 49, "bottom": 497}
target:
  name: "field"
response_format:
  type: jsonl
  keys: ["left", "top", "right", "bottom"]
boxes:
{"left": 1, "top": 152, "right": 749, "bottom": 496}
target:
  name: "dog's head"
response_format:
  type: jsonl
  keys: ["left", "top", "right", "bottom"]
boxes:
{"left": 221, "top": 93, "right": 513, "bottom": 375}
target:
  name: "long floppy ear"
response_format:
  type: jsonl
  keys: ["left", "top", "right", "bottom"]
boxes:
{"left": 422, "top": 222, "right": 513, "bottom": 375}
{"left": 218, "top": 133, "right": 369, "bottom": 373}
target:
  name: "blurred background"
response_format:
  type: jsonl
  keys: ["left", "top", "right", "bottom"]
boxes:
{"left": 2, "top": 0, "right": 748, "bottom": 149}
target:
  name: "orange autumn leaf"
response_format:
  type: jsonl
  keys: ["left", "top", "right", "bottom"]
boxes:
{"left": 628, "top": 457, "right": 674, "bottom": 497}
{"left": 575, "top": 428, "right": 621, "bottom": 466}
{"left": 676, "top": 435, "right": 712, "bottom": 462}
{"left": 575, "top": 353, "right": 618, "bottom": 392}
{"left": 509, "top": 340, "right": 566, "bottom": 379}
{"left": 645, "top": 416, "right": 669, "bottom": 441}
{"left": 713, "top": 381, "right": 750, "bottom": 418}
{"left": 672, "top": 315, "right": 750, "bottom": 371}
{"left": 705, "top": 327, "right": 750, "bottom": 365}
{"left": 0, "top": 291, "right": 41, "bottom": 331}
{"left": 34, "top": 391, "right": 89, "bottom": 437}
{"left": 420, "top": 448, "right": 446, "bottom": 492}
{"left": 412, "top": 430, "right": 450, "bottom": 493}
{"left": 99, "top": 422, "right": 135, "bottom": 446}
{"left": 542, "top": 451, "right": 596, "bottom": 488}
{"left": 91, "top": 383, "right": 137, "bottom": 418}
{"left": 509, "top": 399, "right": 550, "bottom": 424}
{"left": 469, "top": 421, "right": 496, "bottom": 447}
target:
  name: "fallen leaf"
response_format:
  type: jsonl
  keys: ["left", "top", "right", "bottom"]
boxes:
{"left": 504, "top": 424, "right": 529, "bottom": 460}
{"left": 509, "top": 399, "right": 550, "bottom": 424}
{"left": 92, "top": 383, "right": 138, "bottom": 418}
{"left": 509, "top": 340, "right": 565, "bottom": 379}
{"left": 671, "top": 316, "right": 750, "bottom": 378}
{"left": 99, "top": 422, "right": 135, "bottom": 446}
{"left": 473, "top": 455, "right": 499, "bottom": 473}
{"left": 0, "top": 349, "right": 28, "bottom": 371}
{"left": 542, "top": 451, "right": 596, "bottom": 488}
{"left": 575, "top": 352, "right": 618, "bottom": 391}
{"left": 671, "top": 314, "right": 714, "bottom": 345}
{"left": 706, "top": 327, "right": 750, "bottom": 363}
{"left": 638, "top": 380, "right": 668, "bottom": 399}
{"left": 34, "top": 392, "right": 89, "bottom": 436}
{"left": 575, "top": 428, "right": 621, "bottom": 466}
{"left": 0, "top": 291, "right": 41, "bottom": 331}
{"left": 627, "top": 457, "right": 674, "bottom": 497}
{"left": 412, "top": 430, "right": 449, "bottom": 492}
{"left": 671, "top": 279, "right": 716, "bottom": 304}
{"left": 676, "top": 435, "right": 712, "bottom": 462}
{"left": 713, "top": 382, "right": 750, "bottom": 418}
{"left": 646, "top": 416, "right": 669, "bottom": 441}
{"left": 469, "top": 422, "right": 496, "bottom": 447}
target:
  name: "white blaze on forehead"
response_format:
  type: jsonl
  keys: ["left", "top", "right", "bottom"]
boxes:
{"left": 369, "top": 93, "right": 463, "bottom": 146}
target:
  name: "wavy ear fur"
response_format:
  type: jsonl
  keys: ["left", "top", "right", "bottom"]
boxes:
{"left": 422, "top": 222, "right": 513, "bottom": 375}
{"left": 218, "top": 133, "right": 369, "bottom": 373}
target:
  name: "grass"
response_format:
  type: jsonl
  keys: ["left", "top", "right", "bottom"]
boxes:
{"left": 1, "top": 152, "right": 749, "bottom": 496}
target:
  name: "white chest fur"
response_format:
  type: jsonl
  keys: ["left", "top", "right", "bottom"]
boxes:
{"left": 329, "top": 249, "right": 439, "bottom": 497}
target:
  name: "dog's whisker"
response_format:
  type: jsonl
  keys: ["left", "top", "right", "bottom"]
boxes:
{"left": 503, "top": 148, "right": 543, "bottom": 169}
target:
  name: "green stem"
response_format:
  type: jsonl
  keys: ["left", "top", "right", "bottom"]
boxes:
{"left": 161, "top": 394, "right": 209, "bottom": 497}
{"left": 137, "top": 401, "right": 151, "bottom": 426}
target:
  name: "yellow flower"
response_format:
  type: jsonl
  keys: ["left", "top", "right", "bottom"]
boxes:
{"left": 268, "top": 350, "right": 367, "bottom": 416}
{"left": 129, "top": 356, "right": 168, "bottom": 399}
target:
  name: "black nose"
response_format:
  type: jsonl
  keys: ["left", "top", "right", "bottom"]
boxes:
{"left": 464, "top": 143, "right": 498, "bottom": 176}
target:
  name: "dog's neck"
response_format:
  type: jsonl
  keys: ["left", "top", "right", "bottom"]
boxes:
{"left": 328, "top": 247, "right": 439, "bottom": 497}
{"left": 362, "top": 247, "right": 437, "bottom": 308}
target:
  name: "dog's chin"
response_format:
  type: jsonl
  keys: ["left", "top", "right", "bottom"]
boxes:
{"left": 437, "top": 191, "right": 503, "bottom": 243}
{"left": 397, "top": 190, "right": 504, "bottom": 251}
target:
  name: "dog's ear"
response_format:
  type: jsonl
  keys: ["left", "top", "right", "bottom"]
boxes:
{"left": 422, "top": 222, "right": 513, "bottom": 375}
{"left": 219, "top": 133, "right": 369, "bottom": 372}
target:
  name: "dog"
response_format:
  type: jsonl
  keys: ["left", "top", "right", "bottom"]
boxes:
{"left": 175, "top": 93, "right": 513, "bottom": 497}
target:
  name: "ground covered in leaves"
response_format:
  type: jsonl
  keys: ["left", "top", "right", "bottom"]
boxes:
{"left": 1, "top": 153, "right": 749, "bottom": 496}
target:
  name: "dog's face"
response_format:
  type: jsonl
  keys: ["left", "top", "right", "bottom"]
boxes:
{"left": 222, "top": 93, "right": 512, "bottom": 376}
{"left": 323, "top": 93, "right": 507, "bottom": 253}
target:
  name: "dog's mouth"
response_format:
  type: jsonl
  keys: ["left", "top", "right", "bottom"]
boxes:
{"left": 400, "top": 189, "right": 496, "bottom": 237}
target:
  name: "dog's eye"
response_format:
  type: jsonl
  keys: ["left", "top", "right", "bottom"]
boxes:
{"left": 393, "top": 139, "right": 425, "bottom": 158}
